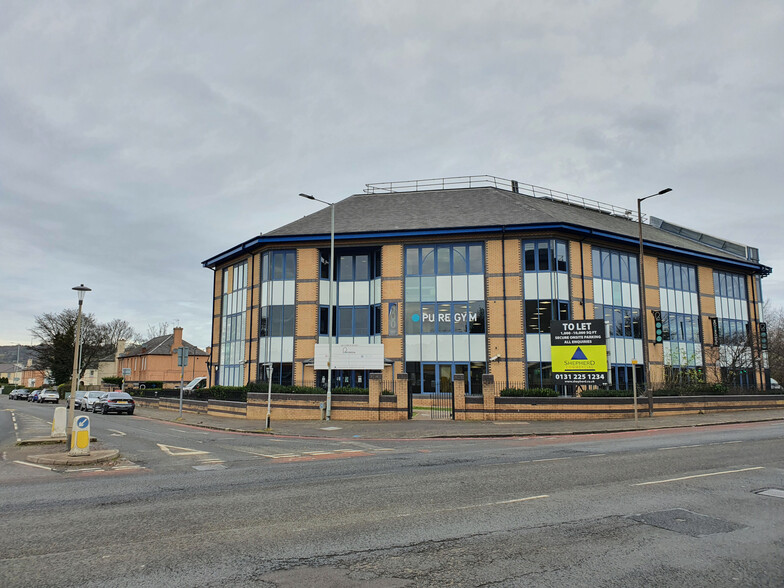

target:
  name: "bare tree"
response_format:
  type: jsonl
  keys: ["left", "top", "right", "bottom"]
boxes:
{"left": 103, "top": 319, "right": 140, "bottom": 348}
{"left": 146, "top": 321, "right": 170, "bottom": 340}
{"left": 764, "top": 303, "right": 783, "bottom": 384}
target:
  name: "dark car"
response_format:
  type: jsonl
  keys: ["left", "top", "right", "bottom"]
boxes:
{"left": 93, "top": 392, "right": 135, "bottom": 415}
{"left": 28, "top": 390, "right": 41, "bottom": 402}
{"left": 10, "top": 388, "right": 30, "bottom": 400}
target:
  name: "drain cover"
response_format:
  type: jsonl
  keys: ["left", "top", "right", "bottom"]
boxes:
{"left": 629, "top": 508, "right": 744, "bottom": 537}
{"left": 756, "top": 488, "right": 784, "bottom": 499}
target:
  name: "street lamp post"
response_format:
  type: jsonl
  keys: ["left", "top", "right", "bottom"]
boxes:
{"left": 67, "top": 284, "right": 91, "bottom": 442}
{"left": 299, "top": 193, "right": 334, "bottom": 420}
{"left": 637, "top": 188, "right": 672, "bottom": 416}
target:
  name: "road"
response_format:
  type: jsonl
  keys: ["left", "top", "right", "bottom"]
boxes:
{"left": 2, "top": 400, "right": 783, "bottom": 587}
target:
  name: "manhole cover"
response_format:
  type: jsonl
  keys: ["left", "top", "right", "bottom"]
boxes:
{"left": 629, "top": 508, "right": 744, "bottom": 537}
{"left": 756, "top": 488, "right": 784, "bottom": 499}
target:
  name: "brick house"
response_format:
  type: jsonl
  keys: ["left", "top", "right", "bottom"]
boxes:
{"left": 117, "top": 328, "right": 209, "bottom": 388}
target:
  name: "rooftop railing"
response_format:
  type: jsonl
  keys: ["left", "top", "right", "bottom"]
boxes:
{"left": 364, "top": 175, "right": 643, "bottom": 221}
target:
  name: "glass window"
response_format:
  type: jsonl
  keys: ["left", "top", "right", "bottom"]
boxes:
{"left": 421, "top": 248, "right": 435, "bottom": 275}
{"left": 406, "top": 248, "right": 419, "bottom": 275}
{"left": 437, "top": 247, "right": 451, "bottom": 275}
{"left": 339, "top": 308, "right": 353, "bottom": 336}
{"left": 272, "top": 252, "right": 284, "bottom": 280}
{"left": 284, "top": 252, "right": 296, "bottom": 280}
{"left": 468, "top": 245, "right": 483, "bottom": 274}
{"left": 469, "top": 301, "right": 485, "bottom": 334}
{"left": 405, "top": 302, "right": 421, "bottom": 335}
{"left": 556, "top": 242, "right": 568, "bottom": 272}
{"left": 355, "top": 307, "right": 369, "bottom": 336}
{"left": 525, "top": 243, "right": 536, "bottom": 272}
{"left": 339, "top": 256, "right": 353, "bottom": 281}
{"left": 319, "top": 307, "right": 328, "bottom": 336}
{"left": 453, "top": 246, "right": 467, "bottom": 274}
{"left": 537, "top": 242, "right": 549, "bottom": 271}
{"left": 438, "top": 303, "right": 452, "bottom": 333}
{"left": 355, "top": 255, "right": 369, "bottom": 281}
{"left": 453, "top": 302, "right": 468, "bottom": 333}
{"left": 421, "top": 303, "right": 436, "bottom": 334}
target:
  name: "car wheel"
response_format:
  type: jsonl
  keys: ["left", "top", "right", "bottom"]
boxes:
{"left": 93, "top": 405, "right": 98, "bottom": 413}
{"left": 128, "top": 409, "right": 134, "bottom": 415}
{"left": 102, "top": 406, "right": 108, "bottom": 414}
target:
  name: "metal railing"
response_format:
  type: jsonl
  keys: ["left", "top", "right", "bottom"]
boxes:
{"left": 364, "top": 175, "right": 644, "bottom": 222}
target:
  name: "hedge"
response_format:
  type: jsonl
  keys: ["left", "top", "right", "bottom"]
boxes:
{"left": 499, "top": 387, "right": 558, "bottom": 397}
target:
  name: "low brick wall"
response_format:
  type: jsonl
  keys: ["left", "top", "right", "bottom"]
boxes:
{"left": 207, "top": 399, "right": 247, "bottom": 419}
{"left": 133, "top": 396, "right": 208, "bottom": 414}
{"left": 475, "top": 394, "right": 784, "bottom": 421}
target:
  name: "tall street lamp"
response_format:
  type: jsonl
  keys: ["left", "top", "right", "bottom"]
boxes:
{"left": 67, "top": 284, "right": 91, "bottom": 442}
{"left": 637, "top": 188, "right": 672, "bottom": 416}
{"left": 299, "top": 193, "right": 335, "bottom": 420}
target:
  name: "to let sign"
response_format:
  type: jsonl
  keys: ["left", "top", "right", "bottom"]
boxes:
{"left": 550, "top": 320, "right": 608, "bottom": 385}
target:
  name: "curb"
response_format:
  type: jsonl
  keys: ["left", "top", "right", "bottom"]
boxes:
{"left": 17, "top": 436, "right": 99, "bottom": 446}
{"left": 26, "top": 449, "right": 120, "bottom": 466}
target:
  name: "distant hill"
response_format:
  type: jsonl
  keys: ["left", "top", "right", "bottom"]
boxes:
{"left": 0, "top": 345, "right": 35, "bottom": 365}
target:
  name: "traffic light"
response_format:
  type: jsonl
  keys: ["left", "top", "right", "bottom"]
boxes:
{"left": 652, "top": 310, "right": 663, "bottom": 344}
{"left": 760, "top": 322, "right": 768, "bottom": 351}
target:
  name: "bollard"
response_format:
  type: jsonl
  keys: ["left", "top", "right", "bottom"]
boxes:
{"left": 320, "top": 401, "right": 326, "bottom": 420}
{"left": 69, "top": 414, "right": 91, "bottom": 456}
{"left": 51, "top": 406, "right": 67, "bottom": 438}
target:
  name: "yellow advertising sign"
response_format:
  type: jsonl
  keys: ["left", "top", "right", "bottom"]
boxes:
{"left": 551, "top": 344, "right": 608, "bottom": 373}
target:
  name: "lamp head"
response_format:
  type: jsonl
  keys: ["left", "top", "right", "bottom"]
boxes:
{"left": 72, "top": 284, "right": 91, "bottom": 302}
{"left": 299, "top": 193, "right": 315, "bottom": 200}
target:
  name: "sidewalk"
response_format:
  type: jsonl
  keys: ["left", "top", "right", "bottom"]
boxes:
{"left": 134, "top": 406, "right": 784, "bottom": 440}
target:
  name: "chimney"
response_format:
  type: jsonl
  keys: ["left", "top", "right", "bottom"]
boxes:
{"left": 116, "top": 339, "right": 126, "bottom": 358}
{"left": 173, "top": 327, "right": 183, "bottom": 351}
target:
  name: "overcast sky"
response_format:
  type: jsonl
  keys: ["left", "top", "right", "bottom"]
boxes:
{"left": 1, "top": 0, "right": 782, "bottom": 350}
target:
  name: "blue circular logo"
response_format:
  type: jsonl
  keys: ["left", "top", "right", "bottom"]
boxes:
{"left": 76, "top": 416, "right": 89, "bottom": 429}
{"left": 412, "top": 314, "right": 420, "bottom": 322}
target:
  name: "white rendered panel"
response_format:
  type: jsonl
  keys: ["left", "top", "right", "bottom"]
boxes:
{"left": 469, "top": 334, "right": 487, "bottom": 360}
{"left": 269, "top": 338, "right": 283, "bottom": 363}
{"left": 282, "top": 337, "right": 294, "bottom": 361}
{"left": 338, "top": 282, "right": 354, "bottom": 305}
{"left": 468, "top": 275, "right": 485, "bottom": 300}
{"left": 539, "top": 334, "right": 552, "bottom": 361}
{"left": 314, "top": 343, "right": 383, "bottom": 369}
{"left": 355, "top": 282, "right": 369, "bottom": 306}
{"left": 593, "top": 279, "right": 603, "bottom": 304}
{"left": 406, "top": 336, "right": 422, "bottom": 361}
{"left": 437, "top": 335, "right": 453, "bottom": 361}
{"left": 625, "top": 339, "right": 637, "bottom": 365}
{"left": 257, "top": 339, "right": 267, "bottom": 362}
{"left": 283, "top": 280, "right": 296, "bottom": 305}
{"left": 436, "top": 276, "right": 452, "bottom": 302}
{"left": 603, "top": 281, "right": 613, "bottom": 307}
{"left": 622, "top": 283, "right": 632, "bottom": 308}
{"left": 374, "top": 278, "right": 382, "bottom": 304}
{"left": 453, "top": 275, "right": 468, "bottom": 301}
{"left": 631, "top": 285, "right": 640, "bottom": 309}
{"left": 319, "top": 280, "right": 328, "bottom": 305}
{"left": 421, "top": 336, "right": 437, "bottom": 361}
{"left": 526, "top": 335, "right": 540, "bottom": 361}
{"left": 556, "top": 273, "right": 570, "bottom": 300}
{"left": 453, "top": 335, "right": 470, "bottom": 362}
{"left": 270, "top": 283, "right": 283, "bottom": 306}
{"left": 537, "top": 274, "right": 552, "bottom": 299}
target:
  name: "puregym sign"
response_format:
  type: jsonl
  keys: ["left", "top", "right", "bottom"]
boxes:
{"left": 416, "top": 311, "right": 479, "bottom": 325}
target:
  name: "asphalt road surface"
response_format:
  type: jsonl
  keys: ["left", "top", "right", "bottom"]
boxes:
{"left": 2, "top": 401, "right": 783, "bottom": 587}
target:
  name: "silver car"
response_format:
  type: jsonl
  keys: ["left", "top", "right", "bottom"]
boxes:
{"left": 37, "top": 389, "right": 60, "bottom": 404}
{"left": 81, "top": 391, "right": 104, "bottom": 411}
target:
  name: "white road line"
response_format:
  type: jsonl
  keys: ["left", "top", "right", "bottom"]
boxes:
{"left": 108, "top": 429, "right": 126, "bottom": 436}
{"left": 157, "top": 443, "right": 210, "bottom": 456}
{"left": 13, "top": 460, "right": 54, "bottom": 471}
{"left": 587, "top": 453, "right": 606, "bottom": 457}
{"left": 69, "top": 467, "right": 103, "bottom": 472}
{"left": 112, "top": 465, "right": 143, "bottom": 470}
{"left": 532, "top": 457, "right": 571, "bottom": 463}
{"left": 396, "top": 495, "right": 548, "bottom": 517}
{"left": 723, "top": 440, "right": 742, "bottom": 444}
{"left": 334, "top": 449, "right": 364, "bottom": 453}
{"left": 633, "top": 466, "right": 765, "bottom": 486}
{"left": 303, "top": 451, "right": 333, "bottom": 455}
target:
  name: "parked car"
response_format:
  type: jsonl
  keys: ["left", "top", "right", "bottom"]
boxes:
{"left": 37, "top": 389, "right": 59, "bottom": 404}
{"left": 28, "top": 390, "right": 41, "bottom": 402}
{"left": 771, "top": 378, "right": 782, "bottom": 390}
{"left": 65, "top": 390, "right": 88, "bottom": 409}
{"left": 81, "top": 391, "right": 104, "bottom": 412}
{"left": 92, "top": 392, "right": 135, "bottom": 415}
{"left": 10, "top": 388, "right": 29, "bottom": 400}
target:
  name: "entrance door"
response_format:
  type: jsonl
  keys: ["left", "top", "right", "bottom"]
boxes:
{"left": 432, "top": 364, "right": 455, "bottom": 419}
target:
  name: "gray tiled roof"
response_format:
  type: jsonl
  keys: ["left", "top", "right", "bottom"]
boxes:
{"left": 266, "top": 187, "right": 757, "bottom": 264}
{"left": 119, "top": 334, "right": 207, "bottom": 358}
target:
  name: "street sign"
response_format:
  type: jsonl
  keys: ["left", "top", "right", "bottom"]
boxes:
{"left": 550, "top": 320, "right": 608, "bottom": 385}
{"left": 122, "top": 368, "right": 131, "bottom": 377}
{"left": 177, "top": 347, "right": 189, "bottom": 367}
{"left": 70, "top": 415, "right": 90, "bottom": 456}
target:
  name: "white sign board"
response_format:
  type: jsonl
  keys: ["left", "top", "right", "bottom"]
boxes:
{"left": 122, "top": 368, "right": 131, "bottom": 377}
{"left": 314, "top": 343, "right": 385, "bottom": 370}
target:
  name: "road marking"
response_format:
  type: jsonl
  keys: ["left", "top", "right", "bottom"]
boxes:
{"left": 334, "top": 449, "right": 364, "bottom": 453}
{"left": 532, "top": 457, "right": 571, "bottom": 463}
{"left": 723, "top": 440, "right": 742, "bottom": 444}
{"left": 108, "top": 429, "right": 126, "bottom": 437}
{"left": 112, "top": 465, "right": 143, "bottom": 470}
{"left": 69, "top": 467, "right": 103, "bottom": 472}
{"left": 587, "top": 453, "right": 606, "bottom": 457}
{"left": 157, "top": 443, "right": 210, "bottom": 456}
{"left": 13, "top": 460, "right": 54, "bottom": 471}
{"left": 633, "top": 466, "right": 765, "bottom": 486}
{"left": 396, "top": 494, "right": 548, "bottom": 517}
{"left": 303, "top": 451, "right": 333, "bottom": 455}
